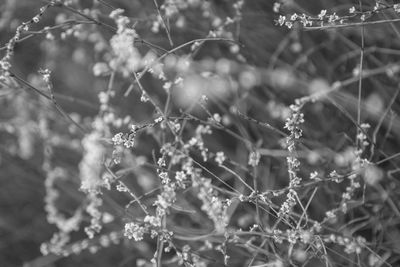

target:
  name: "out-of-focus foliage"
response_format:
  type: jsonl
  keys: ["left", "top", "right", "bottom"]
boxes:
{"left": 1, "top": 0, "right": 400, "bottom": 266}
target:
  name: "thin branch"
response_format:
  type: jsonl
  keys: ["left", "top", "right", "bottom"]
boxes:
{"left": 304, "top": 18, "right": 400, "bottom": 31}
{"left": 9, "top": 70, "right": 89, "bottom": 134}
{"left": 153, "top": 0, "right": 173, "bottom": 46}
{"left": 356, "top": 0, "right": 365, "bottom": 151}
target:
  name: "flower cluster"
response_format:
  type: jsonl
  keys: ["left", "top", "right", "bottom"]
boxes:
{"left": 0, "top": 2, "right": 54, "bottom": 79}
{"left": 108, "top": 9, "right": 142, "bottom": 76}
{"left": 278, "top": 103, "right": 304, "bottom": 218}
{"left": 324, "top": 234, "right": 365, "bottom": 254}
{"left": 79, "top": 131, "right": 107, "bottom": 193}
{"left": 124, "top": 222, "right": 146, "bottom": 241}
{"left": 276, "top": 3, "right": 400, "bottom": 29}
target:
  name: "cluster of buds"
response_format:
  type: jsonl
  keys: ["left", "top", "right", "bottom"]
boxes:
{"left": 276, "top": 3, "right": 400, "bottom": 29}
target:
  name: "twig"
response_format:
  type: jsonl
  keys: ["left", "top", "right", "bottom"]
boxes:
{"left": 124, "top": 38, "right": 236, "bottom": 96}
{"left": 9, "top": 70, "right": 88, "bottom": 134}
{"left": 153, "top": 0, "right": 173, "bottom": 46}
{"left": 304, "top": 18, "right": 400, "bottom": 31}
{"left": 356, "top": 0, "right": 365, "bottom": 152}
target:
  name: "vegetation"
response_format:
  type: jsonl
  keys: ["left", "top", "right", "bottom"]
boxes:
{"left": 1, "top": 0, "right": 400, "bottom": 266}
